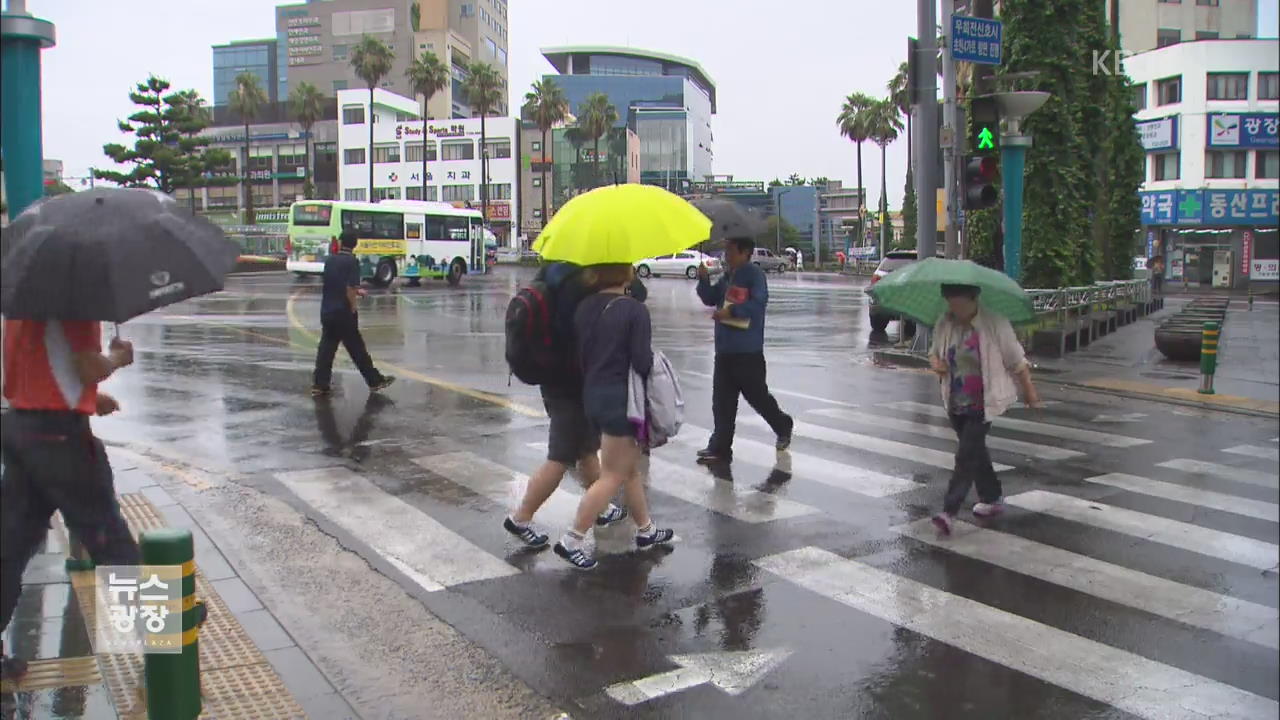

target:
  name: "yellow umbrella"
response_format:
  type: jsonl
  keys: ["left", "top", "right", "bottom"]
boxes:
{"left": 533, "top": 183, "right": 712, "bottom": 265}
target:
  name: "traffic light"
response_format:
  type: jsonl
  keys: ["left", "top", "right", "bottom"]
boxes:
{"left": 969, "top": 96, "right": 999, "bottom": 155}
{"left": 963, "top": 155, "right": 999, "bottom": 210}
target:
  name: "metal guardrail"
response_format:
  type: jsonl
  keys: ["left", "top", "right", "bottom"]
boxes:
{"left": 1020, "top": 279, "right": 1152, "bottom": 357}
{"left": 225, "top": 233, "right": 287, "bottom": 258}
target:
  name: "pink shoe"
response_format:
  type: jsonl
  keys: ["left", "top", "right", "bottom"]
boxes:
{"left": 931, "top": 513, "right": 955, "bottom": 536}
{"left": 972, "top": 500, "right": 1005, "bottom": 518}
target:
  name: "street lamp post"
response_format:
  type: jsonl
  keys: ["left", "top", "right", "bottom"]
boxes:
{"left": 993, "top": 87, "right": 1050, "bottom": 282}
{"left": 2, "top": 1, "right": 56, "bottom": 219}
{"left": 774, "top": 187, "right": 798, "bottom": 254}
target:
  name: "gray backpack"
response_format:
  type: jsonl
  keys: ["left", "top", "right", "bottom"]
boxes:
{"left": 640, "top": 349, "right": 684, "bottom": 448}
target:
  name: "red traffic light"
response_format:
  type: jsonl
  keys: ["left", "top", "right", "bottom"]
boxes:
{"left": 966, "top": 156, "right": 998, "bottom": 183}
{"left": 963, "top": 155, "right": 999, "bottom": 210}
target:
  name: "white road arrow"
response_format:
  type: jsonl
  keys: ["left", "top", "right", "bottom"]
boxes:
{"left": 604, "top": 648, "right": 791, "bottom": 706}
{"left": 1091, "top": 412, "right": 1147, "bottom": 423}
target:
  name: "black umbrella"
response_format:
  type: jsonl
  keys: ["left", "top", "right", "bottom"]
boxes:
{"left": 1, "top": 188, "right": 240, "bottom": 323}
{"left": 690, "top": 197, "right": 768, "bottom": 250}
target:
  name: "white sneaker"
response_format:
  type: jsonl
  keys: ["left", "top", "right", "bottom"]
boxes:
{"left": 972, "top": 500, "right": 1005, "bottom": 518}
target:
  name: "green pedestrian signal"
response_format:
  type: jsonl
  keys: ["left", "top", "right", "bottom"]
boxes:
{"left": 977, "top": 127, "right": 995, "bottom": 150}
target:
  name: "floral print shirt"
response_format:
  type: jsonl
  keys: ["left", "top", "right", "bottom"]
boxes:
{"left": 947, "top": 325, "right": 984, "bottom": 413}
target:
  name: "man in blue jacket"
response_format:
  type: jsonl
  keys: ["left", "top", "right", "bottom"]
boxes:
{"left": 695, "top": 237, "right": 793, "bottom": 464}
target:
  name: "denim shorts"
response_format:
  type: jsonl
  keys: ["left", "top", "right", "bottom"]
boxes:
{"left": 582, "top": 384, "right": 634, "bottom": 439}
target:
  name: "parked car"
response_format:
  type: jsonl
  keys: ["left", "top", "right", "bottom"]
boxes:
{"left": 866, "top": 250, "right": 922, "bottom": 334}
{"left": 634, "top": 250, "right": 721, "bottom": 279}
{"left": 750, "top": 247, "right": 789, "bottom": 273}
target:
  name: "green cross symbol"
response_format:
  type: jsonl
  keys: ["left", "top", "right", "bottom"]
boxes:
{"left": 977, "top": 127, "right": 995, "bottom": 150}
{"left": 1177, "top": 193, "right": 1202, "bottom": 219}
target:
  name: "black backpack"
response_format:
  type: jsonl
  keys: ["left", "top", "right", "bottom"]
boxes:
{"left": 505, "top": 263, "right": 580, "bottom": 385}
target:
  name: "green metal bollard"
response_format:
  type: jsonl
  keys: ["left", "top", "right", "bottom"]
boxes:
{"left": 140, "top": 529, "right": 203, "bottom": 720}
{"left": 1198, "top": 321, "right": 1219, "bottom": 395}
{"left": 65, "top": 531, "right": 95, "bottom": 572}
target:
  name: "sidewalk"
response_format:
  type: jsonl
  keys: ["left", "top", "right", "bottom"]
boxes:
{"left": 1031, "top": 296, "right": 1280, "bottom": 416}
{"left": 1, "top": 458, "right": 353, "bottom": 719}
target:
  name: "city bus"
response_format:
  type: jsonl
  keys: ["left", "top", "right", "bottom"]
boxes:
{"left": 286, "top": 200, "right": 487, "bottom": 287}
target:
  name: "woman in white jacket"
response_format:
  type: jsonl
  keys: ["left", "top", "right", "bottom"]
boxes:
{"left": 929, "top": 284, "right": 1042, "bottom": 536}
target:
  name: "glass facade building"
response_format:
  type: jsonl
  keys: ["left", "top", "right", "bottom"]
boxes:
{"left": 213, "top": 39, "right": 280, "bottom": 107}
{"left": 540, "top": 47, "right": 716, "bottom": 190}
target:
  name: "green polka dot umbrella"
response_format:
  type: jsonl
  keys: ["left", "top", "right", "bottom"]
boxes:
{"left": 867, "top": 257, "right": 1036, "bottom": 326}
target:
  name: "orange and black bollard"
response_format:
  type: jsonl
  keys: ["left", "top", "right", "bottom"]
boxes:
{"left": 1198, "top": 321, "right": 1219, "bottom": 395}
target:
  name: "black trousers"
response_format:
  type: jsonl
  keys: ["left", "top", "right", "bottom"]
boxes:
{"left": 942, "top": 411, "right": 1001, "bottom": 515}
{"left": 708, "top": 352, "right": 792, "bottom": 453}
{"left": 313, "top": 311, "right": 383, "bottom": 389}
{"left": 2, "top": 410, "right": 141, "bottom": 632}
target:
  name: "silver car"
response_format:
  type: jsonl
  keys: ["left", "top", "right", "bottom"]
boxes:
{"left": 750, "top": 247, "right": 788, "bottom": 273}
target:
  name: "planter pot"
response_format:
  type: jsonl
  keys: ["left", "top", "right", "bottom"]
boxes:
{"left": 1154, "top": 328, "right": 1203, "bottom": 361}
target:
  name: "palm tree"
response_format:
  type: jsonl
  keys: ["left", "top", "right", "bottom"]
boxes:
{"left": 228, "top": 72, "right": 268, "bottom": 224}
{"left": 521, "top": 79, "right": 568, "bottom": 228}
{"left": 867, "top": 99, "right": 904, "bottom": 257}
{"left": 837, "top": 92, "right": 877, "bottom": 247}
{"left": 350, "top": 35, "right": 395, "bottom": 202}
{"left": 290, "top": 82, "right": 325, "bottom": 200}
{"left": 405, "top": 51, "right": 449, "bottom": 202}
{"left": 579, "top": 92, "right": 618, "bottom": 189}
{"left": 461, "top": 61, "right": 504, "bottom": 222}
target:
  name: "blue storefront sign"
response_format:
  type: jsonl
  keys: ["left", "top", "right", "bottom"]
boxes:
{"left": 1205, "top": 114, "right": 1279, "bottom": 149}
{"left": 1140, "top": 189, "right": 1279, "bottom": 226}
{"left": 950, "top": 15, "right": 1002, "bottom": 65}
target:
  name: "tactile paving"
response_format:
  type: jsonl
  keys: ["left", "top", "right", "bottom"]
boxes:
{"left": 0, "top": 656, "right": 101, "bottom": 693}
{"left": 61, "top": 493, "right": 308, "bottom": 719}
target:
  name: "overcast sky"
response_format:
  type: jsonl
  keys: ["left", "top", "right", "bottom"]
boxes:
{"left": 27, "top": 0, "right": 1280, "bottom": 209}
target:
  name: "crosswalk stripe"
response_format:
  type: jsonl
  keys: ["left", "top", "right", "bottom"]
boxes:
{"left": 811, "top": 407, "right": 1083, "bottom": 461}
{"left": 524, "top": 443, "right": 818, "bottom": 524}
{"left": 678, "top": 370, "right": 861, "bottom": 408}
{"left": 881, "top": 401, "right": 1151, "bottom": 448}
{"left": 741, "top": 416, "right": 1014, "bottom": 472}
{"left": 754, "top": 547, "right": 1278, "bottom": 720}
{"left": 1006, "top": 490, "right": 1280, "bottom": 570}
{"left": 275, "top": 467, "right": 520, "bottom": 590}
{"left": 1086, "top": 473, "right": 1279, "bottom": 522}
{"left": 1157, "top": 459, "right": 1279, "bottom": 489}
{"left": 892, "top": 519, "right": 1280, "bottom": 650}
{"left": 1224, "top": 445, "right": 1280, "bottom": 462}
{"left": 675, "top": 423, "right": 918, "bottom": 497}
{"left": 411, "top": 452, "right": 581, "bottom": 530}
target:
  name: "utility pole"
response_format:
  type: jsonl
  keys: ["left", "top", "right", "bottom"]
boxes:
{"left": 915, "top": 0, "right": 938, "bottom": 263}
{"left": 942, "top": 0, "right": 961, "bottom": 259}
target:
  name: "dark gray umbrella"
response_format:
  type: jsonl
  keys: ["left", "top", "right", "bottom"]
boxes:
{"left": 690, "top": 197, "right": 767, "bottom": 248}
{"left": 1, "top": 188, "right": 240, "bottom": 323}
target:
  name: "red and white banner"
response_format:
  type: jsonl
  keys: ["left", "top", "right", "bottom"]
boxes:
{"left": 1241, "top": 231, "right": 1252, "bottom": 276}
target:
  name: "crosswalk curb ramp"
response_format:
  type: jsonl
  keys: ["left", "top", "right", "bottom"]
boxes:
{"left": 62, "top": 494, "right": 308, "bottom": 720}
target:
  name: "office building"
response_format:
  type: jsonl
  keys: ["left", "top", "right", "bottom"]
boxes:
{"left": 1125, "top": 38, "right": 1278, "bottom": 288}
{"left": 267, "top": 0, "right": 508, "bottom": 118}
{"left": 519, "top": 120, "right": 638, "bottom": 242}
{"left": 1107, "top": 0, "right": 1258, "bottom": 54}
{"left": 213, "top": 38, "right": 283, "bottom": 107}
{"left": 539, "top": 46, "right": 715, "bottom": 192}
{"left": 817, "top": 180, "right": 865, "bottom": 262}
{"left": 336, "top": 88, "right": 520, "bottom": 243}
{"left": 769, "top": 185, "right": 820, "bottom": 255}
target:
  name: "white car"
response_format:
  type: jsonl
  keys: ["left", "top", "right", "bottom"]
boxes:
{"left": 634, "top": 251, "right": 721, "bottom": 279}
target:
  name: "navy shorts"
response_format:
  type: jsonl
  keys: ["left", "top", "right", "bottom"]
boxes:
{"left": 583, "top": 384, "right": 634, "bottom": 439}
{"left": 540, "top": 384, "right": 600, "bottom": 464}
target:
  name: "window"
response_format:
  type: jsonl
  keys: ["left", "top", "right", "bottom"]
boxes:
{"left": 1157, "top": 28, "right": 1181, "bottom": 47}
{"left": 1196, "top": 30, "right": 1219, "bottom": 40}
{"left": 343, "top": 148, "right": 366, "bottom": 165}
{"left": 445, "top": 217, "right": 469, "bottom": 239}
{"left": 1196, "top": 0, "right": 1218, "bottom": 5}
{"left": 207, "top": 185, "right": 237, "bottom": 208}
{"left": 1153, "top": 152, "right": 1180, "bottom": 181}
{"left": 406, "top": 186, "right": 439, "bottom": 201}
{"left": 441, "top": 141, "right": 474, "bottom": 161}
{"left": 342, "top": 106, "right": 365, "bottom": 125}
{"left": 1130, "top": 83, "right": 1147, "bottom": 110}
{"left": 1259, "top": 73, "right": 1279, "bottom": 100}
{"left": 396, "top": 112, "right": 415, "bottom": 122}
{"left": 278, "top": 181, "right": 305, "bottom": 202}
{"left": 333, "top": 44, "right": 349, "bottom": 61}
{"left": 342, "top": 209, "right": 405, "bottom": 238}
{"left": 460, "top": 3, "right": 474, "bottom": 17}
{"left": 531, "top": 177, "right": 542, "bottom": 187}
{"left": 333, "top": 80, "right": 348, "bottom": 93}
{"left": 483, "top": 139, "right": 511, "bottom": 158}
{"left": 405, "top": 222, "right": 422, "bottom": 239}
{"left": 1207, "top": 73, "right": 1248, "bottom": 100}
{"left": 531, "top": 141, "right": 542, "bottom": 152}
{"left": 247, "top": 154, "right": 273, "bottom": 173}
{"left": 344, "top": 188, "right": 367, "bottom": 202}
{"left": 1156, "top": 76, "right": 1181, "bottom": 105}
{"left": 1158, "top": 0, "right": 1179, "bottom": 3}
{"left": 441, "top": 184, "right": 473, "bottom": 202}
{"left": 532, "top": 208, "right": 543, "bottom": 219}
{"left": 251, "top": 186, "right": 274, "bottom": 208}
{"left": 405, "top": 142, "right": 437, "bottom": 162}
{"left": 485, "top": 183, "right": 512, "bottom": 200}
{"left": 372, "top": 145, "right": 401, "bottom": 163}
{"left": 425, "top": 215, "right": 446, "bottom": 239}
{"left": 278, "top": 143, "right": 306, "bottom": 173}
{"left": 1205, "top": 150, "right": 1247, "bottom": 178}
{"left": 293, "top": 203, "right": 334, "bottom": 226}
{"left": 1258, "top": 151, "right": 1280, "bottom": 179}
{"left": 372, "top": 187, "right": 401, "bottom": 201}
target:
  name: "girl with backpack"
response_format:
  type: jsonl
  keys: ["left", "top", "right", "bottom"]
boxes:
{"left": 554, "top": 263, "right": 675, "bottom": 570}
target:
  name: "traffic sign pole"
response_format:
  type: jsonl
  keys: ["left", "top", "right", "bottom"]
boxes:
{"left": 1, "top": 4, "right": 56, "bottom": 220}
{"left": 942, "top": 0, "right": 960, "bottom": 260}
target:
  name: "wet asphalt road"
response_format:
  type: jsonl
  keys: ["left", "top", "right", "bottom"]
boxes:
{"left": 91, "top": 266, "right": 1279, "bottom": 719}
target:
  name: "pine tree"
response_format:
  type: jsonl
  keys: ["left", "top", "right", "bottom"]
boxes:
{"left": 901, "top": 166, "right": 917, "bottom": 249}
